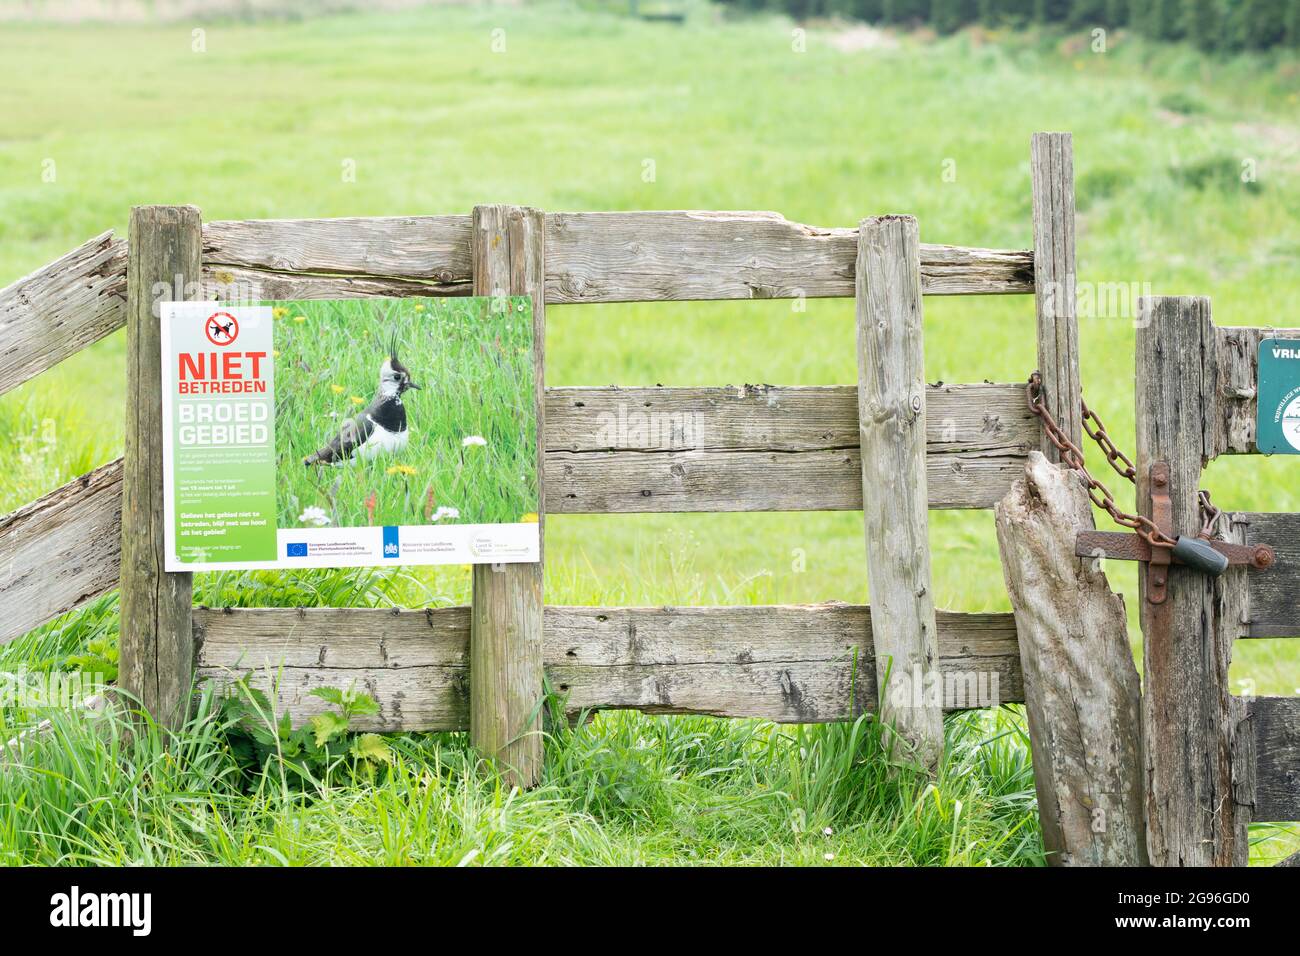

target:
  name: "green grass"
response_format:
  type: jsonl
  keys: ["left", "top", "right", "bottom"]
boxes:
{"left": 273, "top": 297, "right": 537, "bottom": 528}
{"left": 0, "top": 681, "right": 1045, "bottom": 866}
{"left": 1, "top": 5, "right": 1298, "bottom": 865}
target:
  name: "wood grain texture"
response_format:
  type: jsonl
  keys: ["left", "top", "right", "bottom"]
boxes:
{"left": 1031, "top": 133, "right": 1082, "bottom": 460}
{"left": 0, "top": 231, "right": 127, "bottom": 396}
{"left": 1213, "top": 326, "right": 1300, "bottom": 456}
{"left": 544, "top": 383, "right": 1035, "bottom": 512}
{"left": 201, "top": 211, "right": 1034, "bottom": 302}
{"left": 1243, "top": 696, "right": 1300, "bottom": 823}
{"left": 119, "top": 206, "right": 198, "bottom": 731}
{"left": 0, "top": 458, "right": 123, "bottom": 645}
{"left": 202, "top": 264, "right": 470, "bottom": 302}
{"left": 856, "top": 215, "right": 943, "bottom": 772}
{"left": 1238, "top": 512, "right": 1300, "bottom": 637}
{"left": 1229, "top": 695, "right": 1255, "bottom": 866}
{"left": 995, "top": 452, "right": 1146, "bottom": 866}
{"left": 0, "top": 383, "right": 1037, "bottom": 647}
{"left": 469, "top": 204, "right": 545, "bottom": 788}
{"left": 193, "top": 605, "right": 1023, "bottom": 730}
{"left": 1137, "top": 296, "right": 1244, "bottom": 867}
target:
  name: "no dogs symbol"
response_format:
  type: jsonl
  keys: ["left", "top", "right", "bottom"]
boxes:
{"left": 205, "top": 311, "right": 239, "bottom": 347}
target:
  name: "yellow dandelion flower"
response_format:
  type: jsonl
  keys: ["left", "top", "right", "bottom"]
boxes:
{"left": 414, "top": 303, "right": 425, "bottom": 312}
{"left": 386, "top": 464, "right": 418, "bottom": 476}
{"left": 350, "top": 396, "right": 365, "bottom": 405}
{"left": 272, "top": 307, "right": 288, "bottom": 319}
{"left": 272, "top": 349, "right": 281, "bottom": 358}
{"left": 331, "top": 384, "right": 345, "bottom": 394}
{"left": 520, "top": 512, "right": 539, "bottom": 523}
{"left": 293, "top": 315, "right": 306, "bottom": 323}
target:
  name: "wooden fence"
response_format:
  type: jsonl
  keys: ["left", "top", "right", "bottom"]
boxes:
{"left": 0, "top": 133, "right": 1295, "bottom": 863}
{"left": 1134, "top": 301, "right": 1300, "bottom": 866}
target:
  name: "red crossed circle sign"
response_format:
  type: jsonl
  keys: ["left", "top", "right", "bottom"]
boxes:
{"left": 205, "top": 311, "right": 239, "bottom": 347}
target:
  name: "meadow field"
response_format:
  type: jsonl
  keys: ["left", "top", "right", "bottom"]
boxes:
{"left": 273, "top": 296, "right": 538, "bottom": 529}
{"left": 1, "top": 3, "right": 1297, "bottom": 865}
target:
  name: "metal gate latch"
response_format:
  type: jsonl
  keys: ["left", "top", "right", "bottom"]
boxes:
{"left": 1073, "top": 462, "right": 1276, "bottom": 605}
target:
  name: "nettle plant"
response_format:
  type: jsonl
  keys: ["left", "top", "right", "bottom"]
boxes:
{"left": 219, "top": 682, "right": 392, "bottom": 786}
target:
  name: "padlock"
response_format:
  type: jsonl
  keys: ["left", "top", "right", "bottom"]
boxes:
{"left": 1170, "top": 535, "right": 1229, "bottom": 577}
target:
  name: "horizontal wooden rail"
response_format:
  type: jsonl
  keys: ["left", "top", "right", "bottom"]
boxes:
{"left": 194, "top": 604, "right": 1022, "bottom": 729}
{"left": 1239, "top": 512, "right": 1300, "bottom": 638}
{"left": 0, "top": 232, "right": 127, "bottom": 397}
{"left": 201, "top": 211, "right": 1035, "bottom": 302}
{"left": 1214, "top": 326, "right": 1300, "bottom": 456}
{"left": 0, "top": 382, "right": 1034, "bottom": 644}
{"left": 1244, "top": 696, "right": 1300, "bottom": 823}
{"left": 2, "top": 213, "right": 1033, "bottom": 397}
{"left": 0, "top": 460, "right": 122, "bottom": 644}
{"left": 546, "top": 383, "right": 1035, "bottom": 512}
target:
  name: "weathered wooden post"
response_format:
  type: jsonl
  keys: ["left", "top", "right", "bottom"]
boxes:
{"left": 120, "top": 205, "right": 200, "bottom": 730}
{"left": 469, "top": 205, "right": 546, "bottom": 788}
{"left": 994, "top": 452, "right": 1147, "bottom": 865}
{"left": 856, "top": 214, "right": 944, "bottom": 773}
{"left": 1136, "top": 296, "right": 1244, "bottom": 866}
{"left": 1031, "top": 132, "right": 1082, "bottom": 459}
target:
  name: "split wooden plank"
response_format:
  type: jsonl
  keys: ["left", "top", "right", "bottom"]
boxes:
{"left": 192, "top": 605, "right": 1023, "bottom": 731}
{"left": 1243, "top": 696, "right": 1300, "bottom": 823}
{"left": 0, "top": 459, "right": 123, "bottom": 646}
{"left": 1213, "top": 326, "right": 1300, "bottom": 456}
{"left": 119, "top": 206, "right": 199, "bottom": 731}
{"left": 202, "top": 264, "right": 469, "bottom": 303}
{"left": 1030, "top": 132, "right": 1083, "bottom": 460}
{"left": 545, "top": 382, "right": 1035, "bottom": 512}
{"left": 0, "top": 231, "right": 128, "bottom": 397}
{"left": 1137, "top": 295, "right": 1246, "bottom": 867}
{"left": 995, "top": 451, "right": 1147, "bottom": 866}
{"left": 856, "top": 215, "right": 943, "bottom": 772}
{"left": 1237, "top": 512, "right": 1300, "bottom": 637}
{"left": 201, "top": 211, "right": 1035, "bottom": 302}
{"left": 1229, "top": 695, "right": 1255, "bottom": 867}
{"left": 545, "top": 384, "right": 1036, "bottom": 453}
{"left": 544, "top": 211, "right": 1033, "bottom": 300}
{"left": 468, "top": 204, "right": 546, "bottom": 788}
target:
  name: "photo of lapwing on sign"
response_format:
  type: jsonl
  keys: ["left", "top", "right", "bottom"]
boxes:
{"left": 1256, "top": 337, "right": 1300, "bottom": 455}
{"left": 160, "top": 297, "right": 540, "bottom": 571}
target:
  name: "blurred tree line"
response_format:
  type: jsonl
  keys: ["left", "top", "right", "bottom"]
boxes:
{"left": 720, "top": 0, "right": 1300, "bottom": 51}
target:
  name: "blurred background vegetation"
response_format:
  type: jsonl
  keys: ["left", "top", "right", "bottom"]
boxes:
{"left": 1, "top": 0, "right": 1296, "bottom": 865}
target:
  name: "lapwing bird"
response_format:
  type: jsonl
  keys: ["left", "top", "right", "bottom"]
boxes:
{"left": 304, "top": 345, "right": 421, "bottom": 466}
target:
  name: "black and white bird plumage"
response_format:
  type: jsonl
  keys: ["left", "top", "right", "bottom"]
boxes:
{"left": 304, "top": 348, "right": 421, "bottom": 467}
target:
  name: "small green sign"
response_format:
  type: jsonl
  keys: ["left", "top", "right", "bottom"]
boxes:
{"left": 1256, "top": 338, "right": 1300, "bottom": 454}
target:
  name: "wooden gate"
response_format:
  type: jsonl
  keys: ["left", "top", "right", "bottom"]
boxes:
{"left": 7, "top": 132, "right": 1290, "bottom": 864}
{"left": 1135, "top": 301, "right": 1300, "bottom": 866}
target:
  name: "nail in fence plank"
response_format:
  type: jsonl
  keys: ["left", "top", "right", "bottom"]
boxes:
{"left": 469, "top": 205, "right": 545, "bottom": 788}
{"left": 994, "top": 451, "right": 1147, "bottom": 865}
{"left": 1237, "top": 511, "right": 1300, "bottom": 637}
{"left": 1242, "top": 696, "right": 1300, "bottom": 824}
{"left": 856, "top": 215, "right": 943, "bottom": 772}
{"left": 0, "top": 231, "right": 127, "bottom": 397}
{"left": 119, "top": 206, "right": 199, "bottom": 730}
{"left": 192, "top": 605, "right": 1023, "bottom": 730}
{"left": 1136, "top": 295, "right": 1245, "bottom": 866}
{"left": 1213, "top": 326, "right": 1300, "bottom": 456}
{"left": 1031, "top": 132, "right": 1082, "bottom": 460}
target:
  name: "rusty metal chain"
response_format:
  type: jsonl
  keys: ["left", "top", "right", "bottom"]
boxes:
{"left": 1026, "top": 371, "right": 1221, "bottom": 548}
